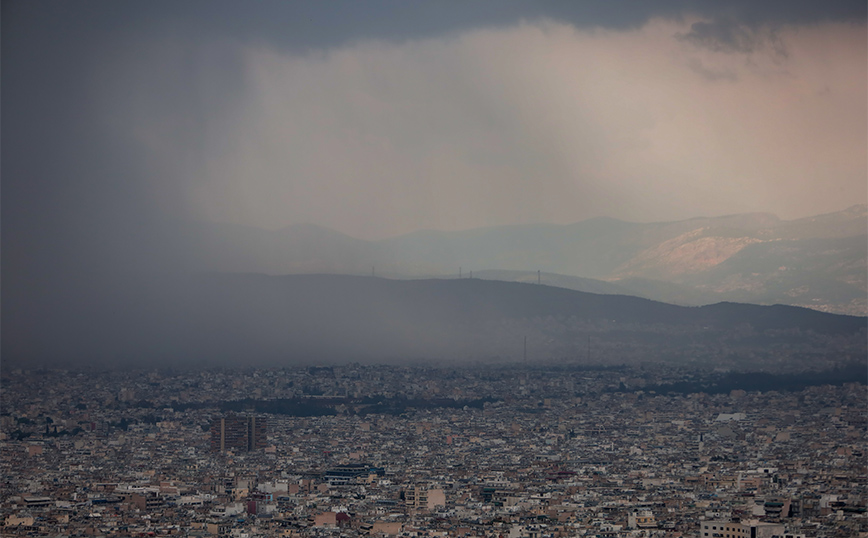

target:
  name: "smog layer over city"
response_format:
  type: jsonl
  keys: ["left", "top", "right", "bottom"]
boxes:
{"left": 2, "top": 1, "right": 866, "bottom": 537}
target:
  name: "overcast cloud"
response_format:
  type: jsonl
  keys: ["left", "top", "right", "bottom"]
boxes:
{"left": 96, "top": 17, "right": 865, "bottom": 239}
{"left": 5, "top": 1, "right": 866, "bottom": 244}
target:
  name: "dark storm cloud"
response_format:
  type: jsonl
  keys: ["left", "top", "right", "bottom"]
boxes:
{"left": 677, "top": 19, "right": 790, "bottom": 61}
{"left": 678, "top": 19, "right": 761, "bottom": 54}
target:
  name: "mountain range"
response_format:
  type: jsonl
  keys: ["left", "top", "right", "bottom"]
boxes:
{"left": 7, "top": 273, "right": 864, "bottom": 369}
{"left": 169, "top": 205, "right": 867, "bottom": 315}
{"left": 6, "top": 205, "right": 865, "bottom": 368}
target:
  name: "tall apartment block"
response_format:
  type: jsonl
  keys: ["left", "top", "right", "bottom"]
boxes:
{"left": 210, "top": 414, "right": 267, "bottom": 452}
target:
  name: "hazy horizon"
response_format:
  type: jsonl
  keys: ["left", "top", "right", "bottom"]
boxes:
{"left": 180, "top": 203, "right": 868, "bottom": 240}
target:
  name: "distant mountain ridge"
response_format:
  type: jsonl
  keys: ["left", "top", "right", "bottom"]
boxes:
{"left": 8, "top": 274, "right": 865, "bottom": 369}
{"left": 168, "top": 205, "right": 867, "bottom": 315}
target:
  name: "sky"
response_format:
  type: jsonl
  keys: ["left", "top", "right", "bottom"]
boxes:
{"left": 2, "top": 0, "right": 866, "bottom": 366}
{"left": 4, "top": 0, "right": 866, "bottom": 246}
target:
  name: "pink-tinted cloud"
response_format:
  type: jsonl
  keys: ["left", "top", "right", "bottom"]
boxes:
{"left": 116, "top": 18, "right": 867, "bottom": 238}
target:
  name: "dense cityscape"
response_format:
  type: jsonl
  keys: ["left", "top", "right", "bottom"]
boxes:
{"left": 2, "top": 364, "right": 865, "bottom": 537}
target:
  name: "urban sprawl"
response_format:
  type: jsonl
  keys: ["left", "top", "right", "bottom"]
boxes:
{"left": 2, "top": 364, "right": 865, "bottom": 537}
